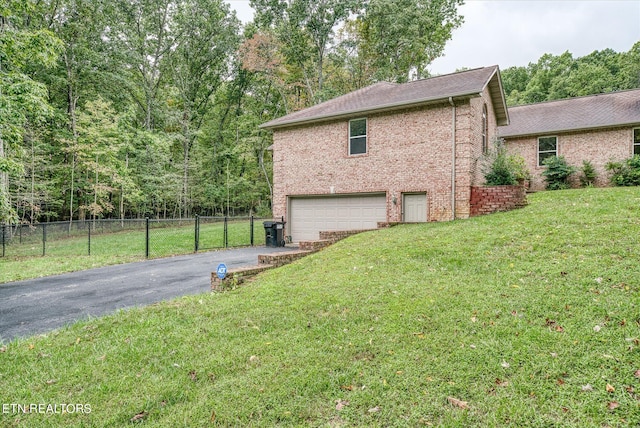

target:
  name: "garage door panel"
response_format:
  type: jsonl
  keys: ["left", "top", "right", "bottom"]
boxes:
{"left": 290, "top": 194, "right": 386, "bottom": 242}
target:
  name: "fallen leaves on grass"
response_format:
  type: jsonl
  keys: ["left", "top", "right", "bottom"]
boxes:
{"left": 335, "top": 399, "right": 349, "bottom": 411}
{"left": 368, "top": 406, "right": 380, "bottom": 413}
{"left": 189, "top": 370, "right": 197, "bottom": 382}
{"left": 501, "top": 361, "right": 510, "bottom": 369}
{"left": 0, "top": 346, "right": 6, "bottom": 352}
{"left": 606, "top": 384, "right": 615, "bottom": 393}
{"left": 581, "top": 384, "right": 593, "bottom": 392}
{"left": 131, "top": 411, "right": 147, "bottom": 422}
{"left": 544, "top": 318, "right": 564, "bottom": 332}
{"left": 634, "top": 369, "right": 640, "bottom": 379}
{"left": 495, "top": 378, "right": 509, "bottom": 387}
{"left": 210, "top": 410, "right": 216, "bottom": 422}
{"left": 447, "top": 396, "right": 469, "bottom": 410}
{"left": 607, "top": 401, "right": 619, "bottom": 410}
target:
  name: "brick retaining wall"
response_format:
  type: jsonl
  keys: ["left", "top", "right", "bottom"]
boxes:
{"left": 470, "top": 185, "right": 527, "bottom": 217}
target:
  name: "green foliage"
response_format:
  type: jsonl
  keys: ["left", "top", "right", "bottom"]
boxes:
{"left": 481, "top": 139, "right": 530, "bottom": 186}
{"left": 359, "top": 0, "right": 464, "bottom": 82}
{"left": 542, "top": 155, "right": 576, "bottom": 190}
{"left": 501, "top": 43, "right": 640, "bottom": 106}
{"left": 606, "top": 155, "right": 640, "bottom": 186}
{"left": 579, "top": 160, "right": 598, "bottom": 187}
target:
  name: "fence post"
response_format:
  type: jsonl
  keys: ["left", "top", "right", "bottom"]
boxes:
{"left": 88, "top": 222, "right": 91, "bottom": 256}
{"left": 1, "top": 224, "right": 5, "bottom": 257}
{"left": 42, "top": 223, "right": 47, "bottom": 257}
{"left": 145, "top": 217, "right": 150, "bottom": 259}
{"left": 250, "top": 215, "right": 254, "bottom": 247}
{"left": 194, "top": 215, "right": 199, "bottom": 253}
{"left": 224, "top": 216, "right": 228, "bottom": 248}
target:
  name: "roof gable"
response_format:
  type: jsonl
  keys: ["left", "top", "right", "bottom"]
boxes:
{"left": 499, "top": 89, "right": 640, "bottom": 138}
{"left": 261, "top": 66, "right": 509, "bottom": 129}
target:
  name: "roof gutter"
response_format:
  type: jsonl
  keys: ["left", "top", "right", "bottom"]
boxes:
{"left": 499, "top": 122, "right": 640, "bottom": 139}
{"left": 449, "top": 96, "right": 456, "bottom": 221}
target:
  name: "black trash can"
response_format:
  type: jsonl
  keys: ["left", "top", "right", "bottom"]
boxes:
{"left": 263, "top": 221, "right": 286, "bottom": 247}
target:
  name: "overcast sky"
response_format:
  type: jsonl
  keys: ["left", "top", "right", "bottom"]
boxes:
{"left": 226, "top": 0, "right": 640, "bottom": 75}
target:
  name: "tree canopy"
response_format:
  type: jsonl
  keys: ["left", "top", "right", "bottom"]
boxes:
{"left": 0, "top": 0, "right": 637, "bottom": 224}
{"left": 501, "top": 43, "right": 640, "bottom": 106}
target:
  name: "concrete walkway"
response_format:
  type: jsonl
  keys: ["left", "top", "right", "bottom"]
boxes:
{"left": 0, "top": 246, "right": 298, "bottom": 343}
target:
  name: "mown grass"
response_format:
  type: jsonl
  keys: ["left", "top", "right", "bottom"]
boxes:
{"left": 0, "top": 220, "right": 264, "bottom": 283}
{"left": 1, "top": 187, "right": 639, "bottom": 427}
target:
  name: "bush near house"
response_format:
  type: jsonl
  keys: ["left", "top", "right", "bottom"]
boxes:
{"left": 579, "top": 160, "right": 598, "bottom": 187}
{"left": 481, "top": 139, "right": 530, "bottom": 186}
{"left": 606, "top": 155, "right": 640, "bottom": 186}
{"left": 542, "top": 155, "right": 576, "bottom": 190}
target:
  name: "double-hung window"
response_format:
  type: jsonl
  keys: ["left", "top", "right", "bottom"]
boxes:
{"left": 634, "top": 128, "right": 640, "bottom": 155}
{"left": 349, "top": 118, "right": 367, "bottom": 155}
{"left": 538, "top": 136, "right": 557, "bottom": 166}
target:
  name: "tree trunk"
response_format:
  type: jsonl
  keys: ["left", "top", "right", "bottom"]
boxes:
{"left": 66, "top": 53, "right": 79, "bottom": 228}
{"left": 182, "top": 129, "right": 190, "bottom": 219}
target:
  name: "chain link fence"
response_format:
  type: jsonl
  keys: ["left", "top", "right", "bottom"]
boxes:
{"left": 1, "top": 216, "right": 266, "bottom": 260}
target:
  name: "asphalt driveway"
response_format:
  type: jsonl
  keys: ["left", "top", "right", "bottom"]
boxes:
{"left": 0, "top": 246, "right": 298, "bottom": 343}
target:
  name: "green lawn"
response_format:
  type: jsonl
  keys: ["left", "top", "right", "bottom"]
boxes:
{"left": 1, "top": 187, "right": 639, "bottom": 427}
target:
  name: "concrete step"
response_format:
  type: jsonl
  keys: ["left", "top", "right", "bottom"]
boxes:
{"left": 318, "top": 229, "right": 375, "bottom": 242}
{"left": 299, "top": 239, "right": 333, "bottom": 251}
{"left": 258, "top": 250, "right": 313, "bottom": 267}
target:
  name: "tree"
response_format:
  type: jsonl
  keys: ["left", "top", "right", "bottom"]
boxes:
{"left": 74, "top": 98, "right": 125, "bottom": 221}
{"left": 501, "top": 45, "right": 640, "bottom": 106}
{"left": 251, "top": 0, "right": 358, "bottom": 103}
{"left": 359, "top": 0, "right": 463, "bottom": 82}
{"left": 166, "top": 0, "right": 240, "bottom": 218}
{"left": 0, "top": 1, "right": 62, "bottom": 222}
{"left": 109, "top": 0, "right": 177, "bottom": 130}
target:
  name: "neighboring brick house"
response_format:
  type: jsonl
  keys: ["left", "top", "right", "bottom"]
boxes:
{"left": 498, "top": 89, "right": 640, "bottom": 191}
{"left": 260, "top": 66, "right": 508, "bottom": 242}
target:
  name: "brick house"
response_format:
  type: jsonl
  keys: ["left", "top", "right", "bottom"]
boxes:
{"left": 261, "top": 67, "right": 640, "bottom": 242}
{"left": 498, "top": 89, "right": 640, "bottom": 191}
{"left": 261, "top": 66, "right": 508, "bottom": 242}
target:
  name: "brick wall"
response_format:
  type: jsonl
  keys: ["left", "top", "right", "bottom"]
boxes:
{"left": 470, "top": 185, "right": 528, "bottom": 216}
{"left": 272, "top": 87, "right": 499, "bottom": 226}
{"left": 503, "top": 127, "right": 634, "bottom": 191}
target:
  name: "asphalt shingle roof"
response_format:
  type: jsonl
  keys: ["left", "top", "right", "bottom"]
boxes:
{"left": 261, "top": 66, "right": 508, "bottom": 129}
{"left": 499, "top": 89, "right": 640, "bottom": 138}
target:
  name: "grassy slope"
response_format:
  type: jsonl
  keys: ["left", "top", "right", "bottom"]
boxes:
{"left": 1, "top": 187, "right": 639, "bottom": 427}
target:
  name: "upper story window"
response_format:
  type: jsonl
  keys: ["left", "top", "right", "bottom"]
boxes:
{"left": 634, "top": 128, "right": 640, "bottom": 155}
{"left": 538, "top": 136, "right": 557, "bottom": 166}
{"left": 349, "top": 118, "right": 367, "bottom": 155}
{"left": 481, "top": 104, "right": 488, "bottom": 154}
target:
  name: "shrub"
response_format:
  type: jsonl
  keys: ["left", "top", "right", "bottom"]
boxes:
{"left": 606, "top": 155, "right": 640, "bottom": 186}
{"left": 579, "top": 160, "right": 598, "bottom": 187}
{"left": 542, "top": 156, "right": 576, "bottom": 190}
{"left": 482, "top": 138, "right": 530, "bottom": 186}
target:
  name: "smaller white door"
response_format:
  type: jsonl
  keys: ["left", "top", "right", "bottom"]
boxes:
{"left": 403, "top": 193, "right": 428, "bottom": 222}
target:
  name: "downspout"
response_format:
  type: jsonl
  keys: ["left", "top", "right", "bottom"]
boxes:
{"left": 449, "top": 97, "right": 456, "bottom": 220}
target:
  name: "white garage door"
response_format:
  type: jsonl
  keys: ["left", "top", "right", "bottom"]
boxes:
{"left": 289, "top": 194, "right": 387, "bottom": 242}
